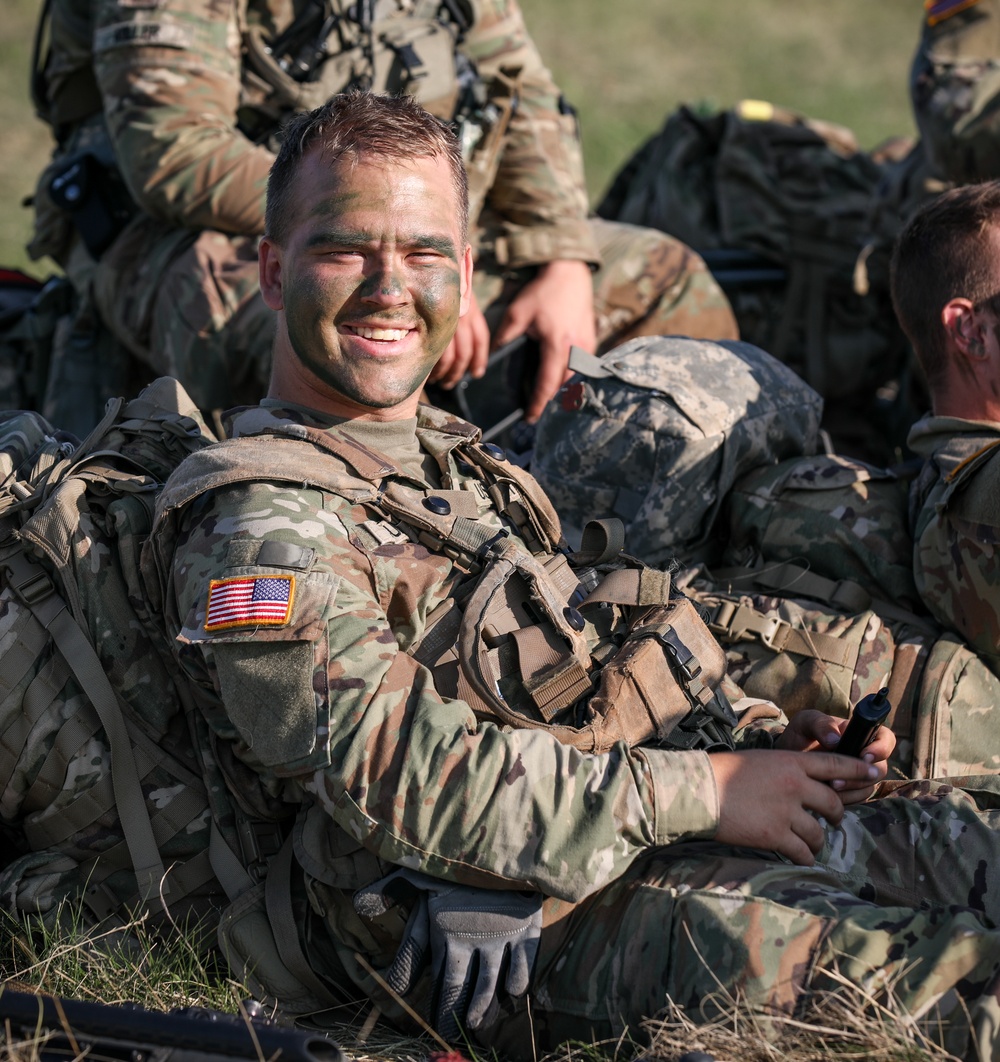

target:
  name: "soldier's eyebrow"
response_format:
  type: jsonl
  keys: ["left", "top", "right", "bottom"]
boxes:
{"left": 304, "top": 226, "right": 459, "bottom": 258}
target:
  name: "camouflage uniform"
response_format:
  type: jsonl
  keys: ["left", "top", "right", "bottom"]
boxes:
{"left": 911, "top": 0, "right": 1000, "bottom": 183}
{"left": 30, "top": 0, "right": 736, "bottom": 414}
{"left": 909, "top": 413, "right": 1000, "bottom": 669}
{"left": 149, "top": 402, "right": 1000, "bottom": 1061}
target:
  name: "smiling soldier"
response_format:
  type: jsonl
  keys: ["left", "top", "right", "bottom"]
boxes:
{"left": 146, "top": 93, "right": 1000, "bottom": 1061}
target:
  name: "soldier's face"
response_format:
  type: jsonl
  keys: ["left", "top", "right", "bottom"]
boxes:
{"left": 260, "top": 149, "right": 472, "bottom": 418}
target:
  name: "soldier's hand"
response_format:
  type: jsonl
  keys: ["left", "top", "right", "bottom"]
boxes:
{"left": 710, "top": 749, "right": 880, "bottom": 866}
{"left": 776, "top": 709, "right": 894, "bottom": 805}
{"left": 492, "top": 259, "right": 597, "bottom": 422}
{"left": 431, "top": 290, "right": 491, "bottom": 389}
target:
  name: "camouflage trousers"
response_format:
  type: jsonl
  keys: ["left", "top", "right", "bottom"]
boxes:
{"left": 90, "top": 214, "right": 737, "bottom": 415}
{"left": 467, "top": 778, "right": 1000, "bottom": 1061}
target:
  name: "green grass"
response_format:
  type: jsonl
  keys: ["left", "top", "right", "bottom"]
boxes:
{"left": 0, "top": 0, "right": 917, "bottom": 274}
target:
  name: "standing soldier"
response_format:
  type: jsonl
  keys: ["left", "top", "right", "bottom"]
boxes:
{"left": 27, "top": 0, "right": 737, "bottom": 429}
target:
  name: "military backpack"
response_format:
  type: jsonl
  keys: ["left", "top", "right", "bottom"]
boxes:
{"left": 0, "top": 378, "right": 225, "bottom": 930}
{"left": 595, "top": 100, "right": 915, "bottom": 460}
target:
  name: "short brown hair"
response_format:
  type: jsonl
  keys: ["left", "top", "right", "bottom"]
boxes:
{"left": 265, "top": 91, "right": 469, "bottom": 245}
{"left": 890, "top": 181, "right": 1000, "bottom": 389}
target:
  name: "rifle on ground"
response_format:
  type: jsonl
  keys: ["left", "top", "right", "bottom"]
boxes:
{"left": 0, "top": 987, "right": 346, "bottom": 1062}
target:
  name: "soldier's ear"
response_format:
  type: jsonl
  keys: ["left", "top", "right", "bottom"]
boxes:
{"left": 942, "top": 297, "right": 987, "bottom": 360}
{"left": 259, "top": 237, "right": 284, "bottom": 311}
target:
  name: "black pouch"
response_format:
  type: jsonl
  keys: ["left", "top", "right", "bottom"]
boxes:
{"left": 49, "top": 153, "right": 136, "bottom": 258}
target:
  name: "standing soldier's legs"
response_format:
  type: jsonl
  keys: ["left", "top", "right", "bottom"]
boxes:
{"left": 94, "top": 219, "right": 274, "bottom": 414}
{"left": 477, "top": 778, "right": 1000, "bottom": 1062}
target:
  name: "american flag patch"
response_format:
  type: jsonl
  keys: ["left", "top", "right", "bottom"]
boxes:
{"left": 926, "top": 0, "right": 982, "bottom": 26}
{"left": 205, "top": 575, "right": 295, "bottom": 632}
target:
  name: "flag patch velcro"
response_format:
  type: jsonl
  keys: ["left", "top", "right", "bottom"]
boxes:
{"left": 926, "top": 0, "right": 983, "bottom": 26}
{"left": 205, "top": 575, "right": 295, "bottom": 631}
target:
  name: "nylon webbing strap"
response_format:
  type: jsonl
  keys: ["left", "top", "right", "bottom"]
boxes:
{"left": 511, "top": 625, "right": 591, "bottom": 719}
{"left": 582, "top": 567, "right": 672, "bottom": 608}
{"left": 1, "top": 547, "right": 167, "bottom": 908}
{"left": 574, "top": 518, "right": 626, "bottom": 565}
{"left": 265, "top": 835, "right": 344, "bottom": 1006}
{"left": 209, "top": 820, "right": 255, "bottom": 902}
{"left": 567, "top": 345, "right": 613, "bottom": 378}
{"left": 708, "top": 598, "right": 855, "bottom": 668}
{"left": 747, "top": 563, "right": 871, "bottom": 615}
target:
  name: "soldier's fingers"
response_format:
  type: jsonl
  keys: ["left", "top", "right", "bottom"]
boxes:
{"left": 429, "top": 340, "right": 460, "bottom": 384}
{"left": 805, "top": 751, "right": 881, "bottom": 785}
{"left": 775, "top": 820, "right": 819, "bottom": 867}
{"left": 525, "top": 343, "right": 570, "bottom": 422}
{"left": 468, "top": 309, "right": 491, "bottom": 380}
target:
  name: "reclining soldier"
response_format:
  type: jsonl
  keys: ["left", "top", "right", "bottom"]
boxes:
{"left": 892, "top": 181, "right": 1000, "bottom": 670}
{"left": 146, "top": 92, "right": 1000, "bottom": 1059}
{"left": 28, "top": 0, "right": 737, "bottom": 430}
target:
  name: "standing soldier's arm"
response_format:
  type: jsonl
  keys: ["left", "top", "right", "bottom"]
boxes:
{"left": 462, "top": 0, "right": 601, "bottom": 269}
{"left": 91, "top": 0, "right": 272, "bottom": 233}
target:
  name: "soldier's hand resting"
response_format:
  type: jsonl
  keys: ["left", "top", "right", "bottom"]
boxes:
{"left": 709, "top": 709, "right": 892, "bottom": 867}
{"left": 493, "top": 259, "right": 597, "bottom": 422}
{"left": 776, "top": 708, "right": 895, "bottom": 804}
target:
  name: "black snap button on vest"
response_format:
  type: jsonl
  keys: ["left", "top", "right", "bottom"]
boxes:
{"left": 424, "top": 496, "right": 452, "bottom": 516}
{"left": 564, "top": 607, "right": 585, "bottom": 632}
{"left": 482, "top": 443, "right": 506, "bottom": 461}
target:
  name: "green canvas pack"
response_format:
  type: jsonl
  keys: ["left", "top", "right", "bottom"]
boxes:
{"left": 0, "top": 378, "right": 225, "bottom": 930}
{"left": 596, "top": 100, "right": 910, "bottom": 418}
{"left": 679, "top": 568, "right": 1000, "bottom": 780}
{"left": 721, "top": 452, "right": 922, "bottom": 615}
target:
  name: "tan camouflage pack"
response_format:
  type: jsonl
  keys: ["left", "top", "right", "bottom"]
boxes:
{"left": 531, "top": 335, "right": 824, "bottom": 569}
{"left": 595, "top": 100, "right": 913, "bottom": 455}
{"left": 678, "top": 566, "right": 1000, "bottom": 780}
{"left": 0, "top": 379, "right": 226, "bottom": 930}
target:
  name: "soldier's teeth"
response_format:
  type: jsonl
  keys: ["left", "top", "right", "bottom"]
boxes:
{"left": 352, "top": 327, "right": 408, "bottom": 341}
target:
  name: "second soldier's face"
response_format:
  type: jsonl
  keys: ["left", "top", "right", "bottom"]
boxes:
{"left": 260, "top": 148, "right": 471, "bottom": 417}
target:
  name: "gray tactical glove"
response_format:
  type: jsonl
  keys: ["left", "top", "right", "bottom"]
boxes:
{"left": 353, "top": 867, "right": 543, "bottom": 1042}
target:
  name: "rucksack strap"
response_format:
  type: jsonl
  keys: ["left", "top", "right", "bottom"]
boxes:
{"left": 0, "top": 539, "right": 167, "bottom": 910}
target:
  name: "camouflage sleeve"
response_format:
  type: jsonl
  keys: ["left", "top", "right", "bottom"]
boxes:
{"left": 463, "top": 0, "right": 600, "bottom": 268}
{"left": 168, "top": 481, "right": 720, "bottom": 903}
{"left": 91, "top": 0, "right": 272, "bottom": 233}
{"left": 911, "top": 0, "right": 1000, "bottom": 182}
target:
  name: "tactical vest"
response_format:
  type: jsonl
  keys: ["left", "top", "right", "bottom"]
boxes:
{"left": 143, "top": 411, "right": 746, "bottom": 1010}
{"left": 151, "top": 414, "right": 740, "bottom": 757}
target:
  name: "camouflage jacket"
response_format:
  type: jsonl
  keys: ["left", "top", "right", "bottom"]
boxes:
{"left": 909, "top": 413, "right": 1000, "bottom": 667}
{"left": 144, "top": 402, "right": 778, "bottom": 910}
{"left": 911, "top": 0, "right": 1000, "bottom": 183}
{"left": 33, "top": 0, "right": 598, "bottom": 269}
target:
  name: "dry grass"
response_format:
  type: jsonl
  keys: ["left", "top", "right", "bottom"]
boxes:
{"left": 0, "top": 905, "right": 968, "bottom": 1062}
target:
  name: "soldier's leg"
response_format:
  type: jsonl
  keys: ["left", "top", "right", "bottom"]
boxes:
{"left": 478, "top": 780, "right": 1000, "bottom": 1061}
{"left": 587, "top": 217, "right": 739, "bottom": 347}
{"left": 472, "top": 219, "right": 738, "bottom": 347}
{"left": 94, "top": 218, "right": 274, "bottom": 413}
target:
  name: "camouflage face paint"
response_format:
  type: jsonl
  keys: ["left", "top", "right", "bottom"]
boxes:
{"left": 271, "top": 151, "right": 470, "bottom": 416}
